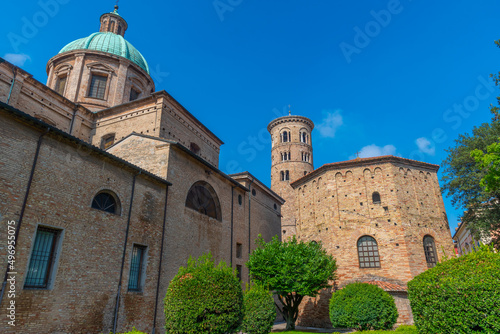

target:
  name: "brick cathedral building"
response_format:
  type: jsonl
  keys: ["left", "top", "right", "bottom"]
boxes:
{"left": 0, "top": 6, "right": 283, "bottom": 334}
{"left": 0, "top": 5, "right": 453, "bottom": 333}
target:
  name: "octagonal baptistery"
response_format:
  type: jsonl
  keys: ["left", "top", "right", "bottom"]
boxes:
{"left": 46, "top": 6, "right": 155, "bottom": 112}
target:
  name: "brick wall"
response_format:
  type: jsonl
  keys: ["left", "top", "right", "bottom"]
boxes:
{"left": 0, "top": 110, "right": 168, "bottom": 333}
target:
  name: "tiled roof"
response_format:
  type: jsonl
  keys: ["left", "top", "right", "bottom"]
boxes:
{"left": 363, "top": 280, "right": 407, "bottom": 292}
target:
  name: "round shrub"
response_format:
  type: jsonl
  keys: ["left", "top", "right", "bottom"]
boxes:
{"left": 240, "top": 284, "right": 276, "bottom": 334}
{"left": 329, "top": 282, "right": 398, "bottom": 331}
{"left": 164, "top": 254, "right": 243, "bottom": 334}
{"left": 408, "top": 246, "right": 500, "bottom": 334}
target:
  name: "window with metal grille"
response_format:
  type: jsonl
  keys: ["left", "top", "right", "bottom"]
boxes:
{"left": 55, "top": 76, "right": 67, "bottom": 95}
{"left": 88, "top": 74, "right": 107, "bottom": 99}
{"left": 24, "top": 227, "right": 60, "bottom": 289}
{"left": 236, "top": 265, "right": 242, "bottom": 281}
{"left": 236, "top": 243, "right": 242, "bottom": 258}
{"left": 128, "top": 245, "right": 146, "bottom": 291}
{"left": 372, "top": 192, "right": 381, "bottom": 204}
{"left": 185, "top": 181, "right": 222, "bottom": 220}
{"left": 357, "top": 236, "right": 380, "bottom": 268}
{"left": 423, "top": 235, "right": 437, "bottom": 268}
{"left": 91, "top": 191, "right": 119, "bottom": 214}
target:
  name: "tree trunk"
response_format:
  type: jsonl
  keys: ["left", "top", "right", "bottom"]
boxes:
{"left": 277, "top": 293, "right": 303, "bottom": 331}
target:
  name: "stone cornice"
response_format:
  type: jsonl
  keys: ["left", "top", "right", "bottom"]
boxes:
{"left": 267, "top": 115, "right": 315, "bottom": 132}
{"left": 290, "top": 155, "right": 440, "bottom": 188}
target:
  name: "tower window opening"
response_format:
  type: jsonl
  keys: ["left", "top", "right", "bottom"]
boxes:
{"left": 282, "top": 152, "right": 290, "bottom": 161}
{"left": 117, "top": 25, "right": 122, "bottom": 35}
{"left": 372, "top": 192, "right": 381, "bottom": 204}
{"left": 281, "top": 131, "right": 291, "bottom": 143}
{"left": 300, "top": 131, "right": 308, "bottom": 143}
{"left": 285, "top": 170, "right": 290, "bottom": 181}
{"left": 88, "top": 74, "right": 107, "bottom": 99}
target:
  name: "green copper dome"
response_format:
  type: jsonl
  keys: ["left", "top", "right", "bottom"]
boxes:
{"left": 59, "top": 32, "right": 150, "bottom": 74}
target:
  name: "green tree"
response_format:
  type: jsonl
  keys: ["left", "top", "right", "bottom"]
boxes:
{"left": 246, "top": 235, "right": 337, "bottom": 331}
{"left": 472, "top": 140, "right": 500, "bottom": 193}
{"left": 441, "top": 40, "right": 500, "bottom": 246}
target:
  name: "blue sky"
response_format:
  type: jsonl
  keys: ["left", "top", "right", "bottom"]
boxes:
{"left": 2, "top": 0, "right": 500, "bottom": 232}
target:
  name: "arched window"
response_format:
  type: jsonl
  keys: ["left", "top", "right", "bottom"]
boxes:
{"left": 285, "top": 170, "right": 290, "bottom": 181}
{"left": 185, "top": 181, "right": 221, "bottom": 221}
{"left": 357, "top": 236, "right": 380, "bottom": 268}
{"left": 300, "top": 131, "right": 308, "bottom": 143}
{"left": 423, "top": 236, "right": 437, "bottom": 268}
{"left": 372, "top": 192, "right": 381, "bottom": 204}
{"left": 280, "top": 171, "right": 285, "bottom": 181}
{"left": 92, "top": 190, "right": 120, "bottom": 214}
{"left": 281, "top": 130, "right": 291, "bottom": 143}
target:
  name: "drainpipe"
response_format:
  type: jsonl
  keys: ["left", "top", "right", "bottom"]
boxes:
{"left": 112, "top": 172, "right": 139, "bottom": 333}
{"left": 6, "top": 65, "right": 17, "bottom": 105}
{"left": 248, "top": 177, "right": 255, "bottom": 256}
{"left": 151, "top": 185, "right": 169, "bottom": 334}
{"left": 230, "top": 186, "right": 234, "bottom": 266}
{"left": 0, "top": 128, "right": 49, "bottom": 305}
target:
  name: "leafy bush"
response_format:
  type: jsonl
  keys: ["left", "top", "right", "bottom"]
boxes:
{"left": 164, "top": 253, "right": 243, "bottom": 334}
{"left": 240, "top": 284, "right": 276, "bottom": 334}
{"left": 408, "top": 246, "right": 500, "bottom": 333}
{"left": 329, "top": 282, "right": 398, "bottom": 331}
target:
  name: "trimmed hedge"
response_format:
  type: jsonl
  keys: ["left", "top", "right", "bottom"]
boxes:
{"left": 408, "top": 246, "right": 500, "bottom": 333}
{"left": 329, "top": 282, "right": 398, "bottom": 331}
{"left": 240, "top": 284, "right": 276, "bottom": 334}
{"left": 164, "top": 254, "right": 243, "bottom": 334}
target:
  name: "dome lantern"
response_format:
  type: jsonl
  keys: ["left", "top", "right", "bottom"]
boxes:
{"left": 99, "top": 5, "right": 128, "bottom": 37}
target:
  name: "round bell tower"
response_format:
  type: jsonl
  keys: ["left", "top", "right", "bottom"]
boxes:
{"left": 268, "top": 114, "right": 314, "bottom": 238}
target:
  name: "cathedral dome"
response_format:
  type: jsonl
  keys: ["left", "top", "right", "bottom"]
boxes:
{"left": 58, "top": 32, "right": 149, "bottom": 74}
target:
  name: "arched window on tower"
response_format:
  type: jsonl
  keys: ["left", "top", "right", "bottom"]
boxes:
{"left": 280, "top": 171, "right": 284, "bottom": 181}
{"left": 285, "top": 170, "right": 290, "bottom": 181}
{"left": 423, "top": 235, "right": 437, "bottom": 268}
{"left": 300, "top": 131, "right": 308, "bottom": 143}
{"left": 281, "top": 130, "right": 291, "bottom": 143}
{"left": 185, "top": 181, "right": 222, "bottom": 221}
{"left": 372, "top": 192, "right": 381, "bottom": 204}
{"left": 357, "top": 236, "right": 380, "bottom": 268}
